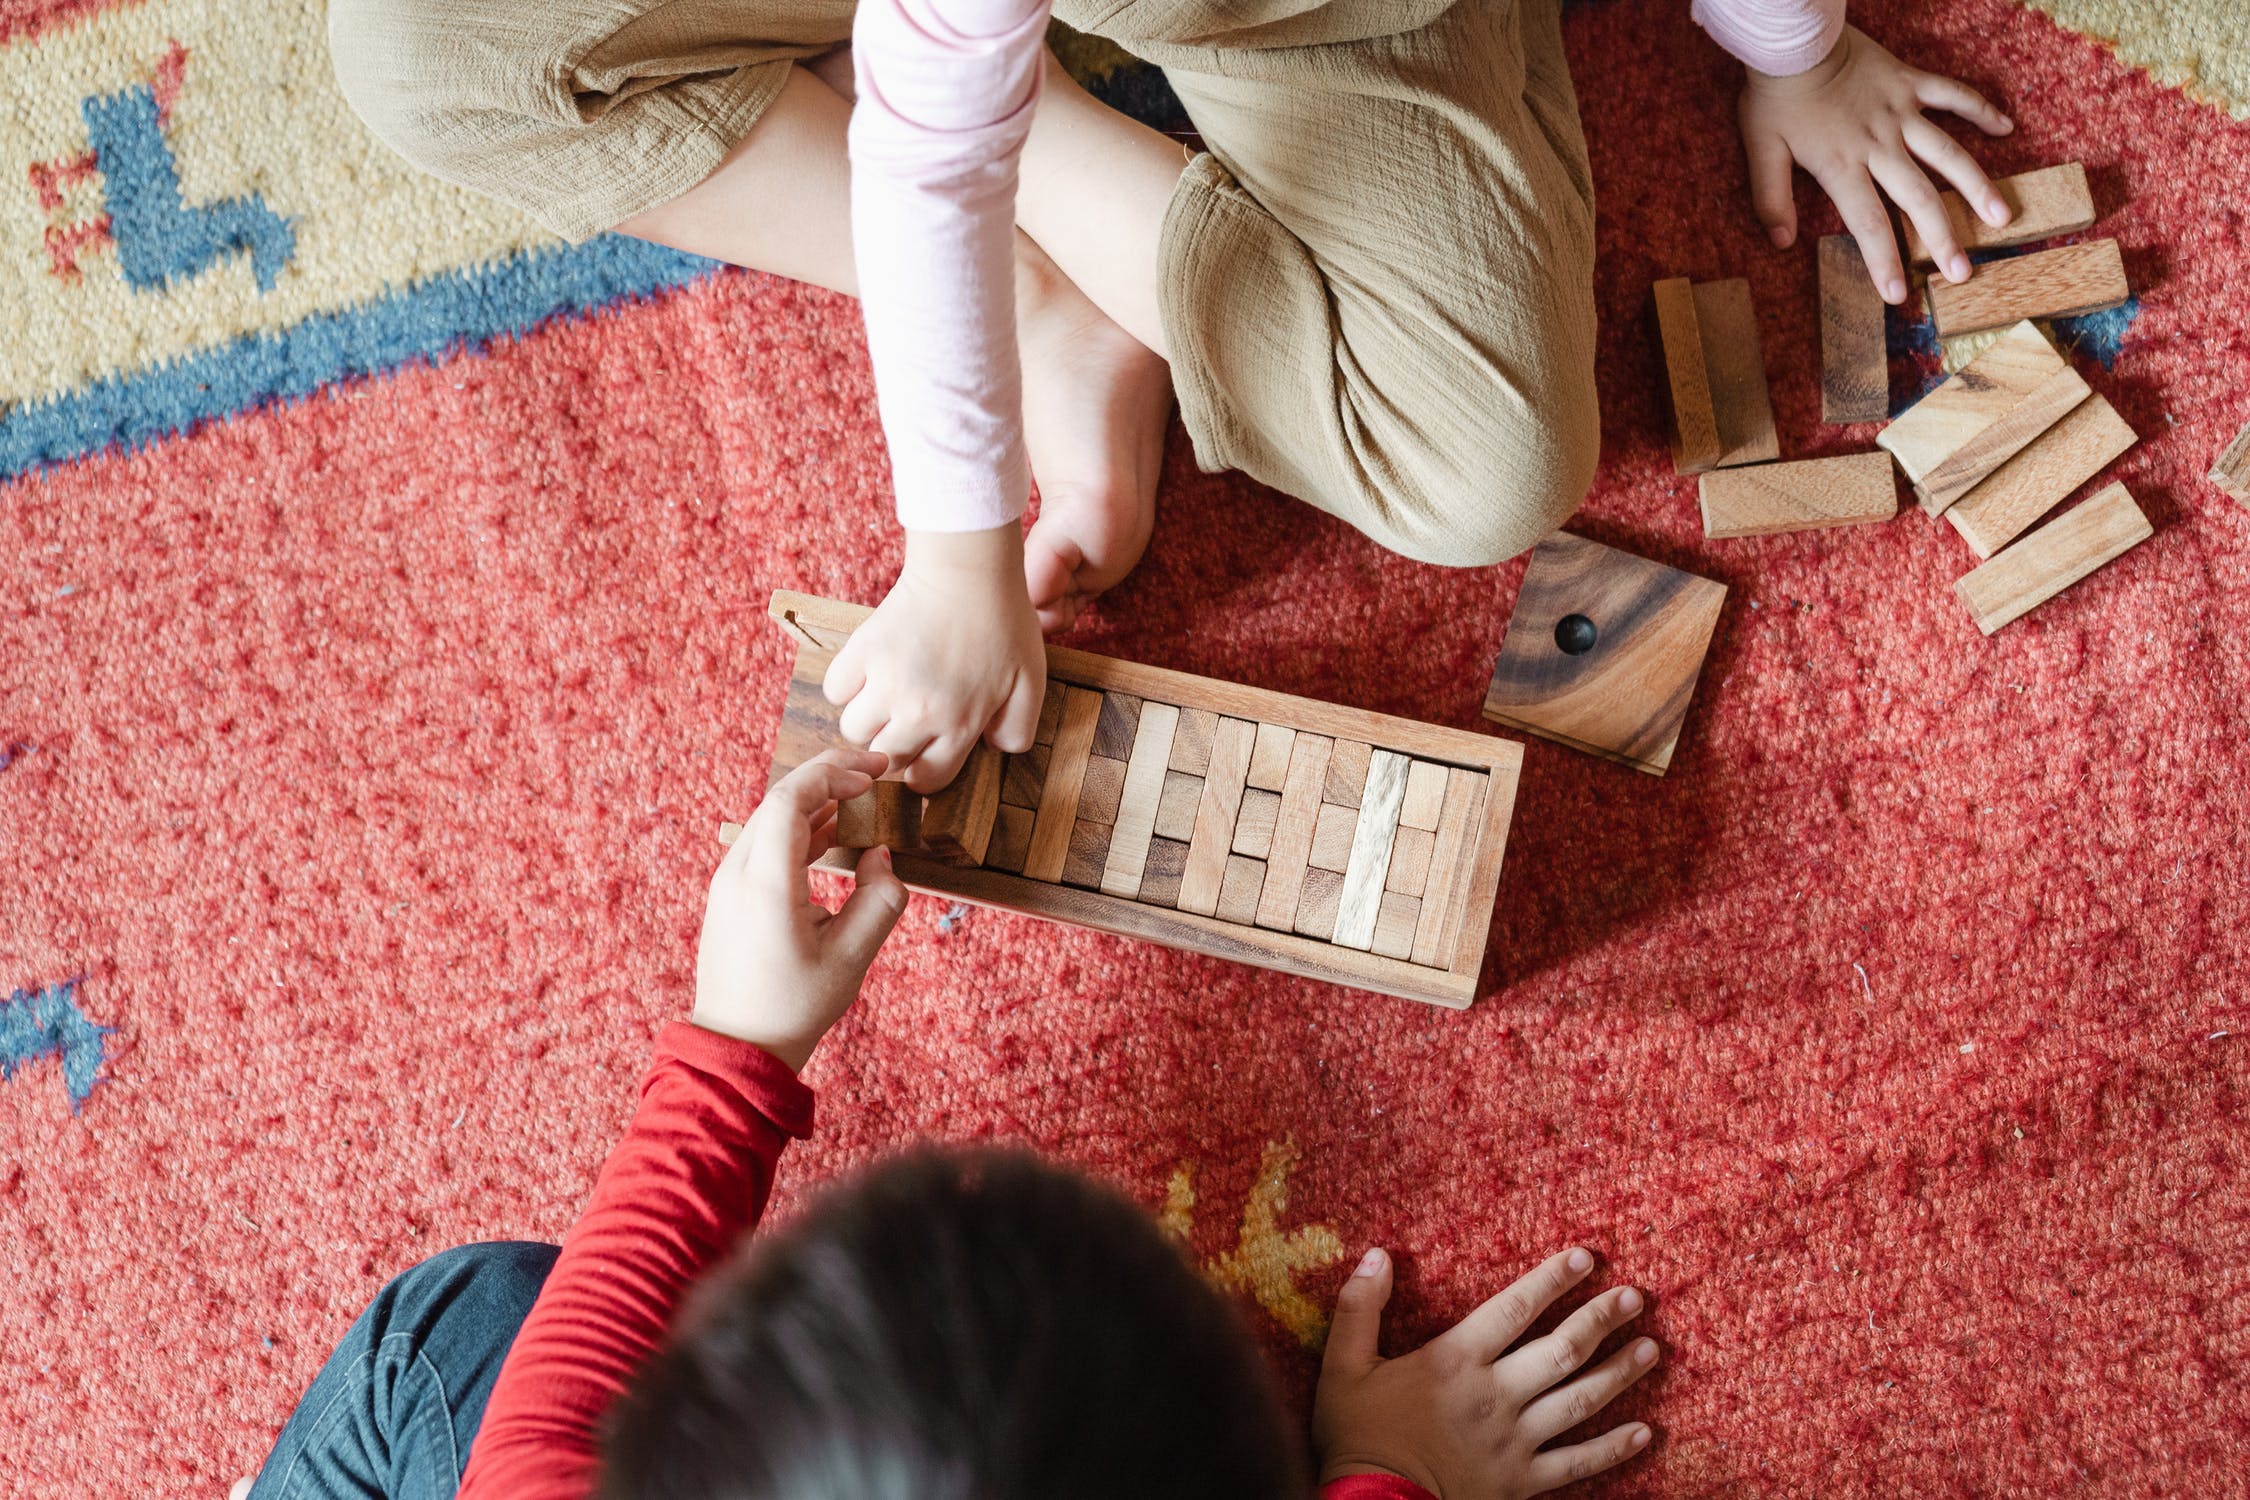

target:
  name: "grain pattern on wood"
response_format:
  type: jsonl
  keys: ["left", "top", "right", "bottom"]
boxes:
{"left": 1335, "top": 749, "right": 1411, "bottom": 949}
{"left": 1691, "top": 278, "right": 1780, "bottom": 468}
{"left": 1092, "top": 692, "right": 1143, "bottom": 761}
{"left": 986, "top": 803, "right": 1035, "bottom": 874}
{"left": 922, "top": 743, "right": 1003, "bottom": 865}
{"left": 1372, "top": 891, "right": 1421, "bottom": 961}
{"left": 1155, "top": 771, "right": 1203, "bottom": 843}
{"left": 1294, "top": 867, "right": 1344, "bottom": 942}
{"left": 2210, "top": 416, "right": 2250, "bottom": 508}
{"left": 1216, "top": 856, "right": 1267, "bottom": 925}
{"left": 1247, "top": 722, "right": 1297, "bottom": 791}
{"left": 1076, "top": 755, "right": 1128, "bottom": 826}
{"left": 837, "top": 782, "right": 920, "bottom": 849}
{"left": 1926, "top": 239, "right": 2129, "bottom": 337}
{"left": 1699, "top": 451, "right": 1898, "bottom": 539}
{"left": 1482, "top": 534, "right": 1726, "bottom": 777}
{"left": 1955, "top": 482, "right": 2152, "bottom": 634}
{"left": 1101, "top": 703, "right": 1180, "bottom": 897}
{"left": 1398, "top": 761, "right": 1448, "bottom": 830}
{"left": 1324, "top": 740, "right": 1373, "bottom": 807}
{"left": 1901, "top": 163, "right": 2095, "bottom": 265}
{"left": 1232, "top": 787, "right": 1280, "bottom": 858}
{"left": 1878, "top": 321, "right": 2065, "bottom": 484}
{"left": 1411, "top": 769, "right": 1488, "bottom": 967}
{"left": 1654, "top": 276, "right": 1722, "bottom": 474}
{"left": 1138, "top": 837, "right": 1189, "bottom": 908}
{"left": 1310, "top": 802, "right": 1358, "bottom": 872}
{"left": 1034, "top": 682, "right": 1065, "bottom": 745}
{"left": 1819, "top": 235, "right": 1889, "bottom": 423}
{"left": 1169, "top": 708, "right": 1218, "bottom": 774}
{"left": 1176, "top": 717, "right": 1257, "bottom": 916}
{"left": 1256, "top": 733, "right": 1335, "bottom": 931}
{"left": 1000, "top": 744, "right": 1049, "bottom": 809}
{"left": 1062, "top": 818, "right": 1113, "bottom": 889}
{"left": 1912, "top": 364, "right": 2092, "bottom": 516}
{"left": 1024, "top": 687, "right": 1103, "bottom": 881}
{"left": 1386, "top": 825, "right": 1434, "bottom": 896}
{"left": 1945, "top": 393, "right": 2137, "bottom": 559}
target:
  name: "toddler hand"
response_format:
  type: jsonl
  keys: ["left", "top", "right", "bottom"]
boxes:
{"left": 693, "top": 750, "right": 907, "bottom": 1071}
{"left": 1739, "top": 25, "right": 2014, "bottom": 303}
{"left": 1313, "top": 1247, "right": 1658, "bottom": 1498}
{"left": 823, "top": 524, "right": 1046, "bottom": 794}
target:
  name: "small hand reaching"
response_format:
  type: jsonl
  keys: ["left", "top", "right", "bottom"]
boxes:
{"left": 1738, "top": 24, "right": 2014, "bottom": 304}
{"left": 1313, "top": 1247, "right": 1659, "bottom": 1498}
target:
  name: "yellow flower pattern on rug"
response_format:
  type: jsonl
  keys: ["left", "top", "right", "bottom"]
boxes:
{"left": 1161, "top": 1139, "right": 1347, "bottom": 1348}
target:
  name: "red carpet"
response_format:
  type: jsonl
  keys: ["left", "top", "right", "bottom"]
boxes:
{"left": 3, "top": 0, "right": 2247, "bottom": 1493}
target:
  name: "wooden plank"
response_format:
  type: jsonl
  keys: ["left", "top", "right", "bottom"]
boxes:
{"left": 1956, "top": 482, "right": 2152, "bottom": 634}
{"left": 1176, "top": 717, "right": 1257, "bottom": 916}
{"left": 1901, "top": 162, "right": 2096, "bottom": 265}
{"left": 985, "top": 803, "right": 1035, "bottom": 874}
{"left": 1371, "top": 891, "right": 1421, "bottom": 962}
{"left": 1000, "top": 744, "right": 1049, "bottom": 809}
{"left": 1412, "top": 769, "right": 1488, "bottom": 967}
{"left": 1100, "top": 703, "right": 1181, "bottom": 898}
{"left": 1912, "top": 364, "right": 2092, "bottom": 517}
{"left": 1398, "top": 761, "right": 1448, "bottom": 830}
{"left": 1878, "top": 321, "right": 2065, "bottom": 484}
{"left": 1324, "top": 740, "right": 1372, "bottom": 808}
{"left": 2210, "top": 416, "right": 2250, "bottom": 508}
{"left": 1062, "top": 818, "right": 1113, "bottom": 888}
{"left": 1138, "top": 837, "right": 1189, "bottom": 908}
{"left": 921, "top": 742, "right": 1003, "bottom": 865}
{"left": 1294, "top": 867, "right": 1344, "bottom": 941}
{"left": 1819, "top": 235, "right": 1888, "bottom": 423}
{"left": 1154, "top": 771, "right": 1203, "bottom": 843}
{"left": 1945, "top": 393, "right": 2137, "bottom": 559}
{"left": 1023, "top": 687, "right": 1103, "bottom": 882}
{"left": 1256, "top": 733, "right": 1335, "bottom": 931}
{"left": 1076, "top": 755, "right": 1127, "bottom": 826}
{"left": 1334, "top": 749, "right": 1411, "bottom": 950}
{"left": 1169, "top": 707, "right": 1218, "bottom": 774}
{"left": 1926, "top": 239, "right": 2129, "bottom": 337}
{"left": 1654, "top": 276, "right": 1722, "bottom": 475}
{"left": 1309, "top": 802, "right": 1357, "bottom": 872}
{"left": 1246, "top": 722, "right": 1297, "bottom": 791}
{"left": 1699, "top": 451, "right": 1898, "bottom": 539}
{"left": 1033, "top": 681, "right": 1065, "bottom": 745}
{"left": 1091, "top": 692, "right": 1143, "bottom": 761}
{"left": 1215, "top": 855, "right": 1267, "bottom": 925}
{"left": 837, "top": 782, "right": 920, "bottom": 849}
{"left": 1232, "top": 787, "right": 1280, "bottom": 858}
{"left": 1386, "top": 825, "right": 1434, "bottom": 896}
{"left": 1691, "top": 278, "right": 1780, "bottom": 468}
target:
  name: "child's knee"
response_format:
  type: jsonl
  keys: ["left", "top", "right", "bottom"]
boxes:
{"left": 327, "top": 0, "right": 507, "bottom": 174}
{"left": 1347, "top": 391, "right": 1600, "bottom": 570}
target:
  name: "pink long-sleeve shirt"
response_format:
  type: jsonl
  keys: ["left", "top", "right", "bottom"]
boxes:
{"left": 845, "top": 0, "right": 1845, "bottom": 533}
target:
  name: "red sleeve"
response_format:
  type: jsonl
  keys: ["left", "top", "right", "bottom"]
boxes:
{"left": 456, "top": 1022, "right": 815, "bottom": 1500}
{"left": 1321, "top": 1477, "right": 1437, "bottom": 1500}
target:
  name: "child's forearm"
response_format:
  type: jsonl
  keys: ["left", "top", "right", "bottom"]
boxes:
{"left": 455, "top": 1023, "right": 814, "bottom": 1499}
{"left": 1692, "top": 0, "right": 1846, "bottom": 76}
{"left": 848, "top": 0, "right": 1052, "bottom": 534}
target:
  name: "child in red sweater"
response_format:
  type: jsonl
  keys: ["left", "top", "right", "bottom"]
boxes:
{"left": 235, "top": 750, "right": 1660, "bottom": 1499}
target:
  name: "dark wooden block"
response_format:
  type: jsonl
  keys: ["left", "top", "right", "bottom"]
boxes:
{"left": 985, "top": 803, "right": 1036, "bottom": 874}
{"left": 1091, "top": 692, "right": 1143, "bottom": 761}
{"left": 1138, "top": 837, "right": 1190, "bottom": 908}
{"left": 1819, "top": 235, "right": 1888, "bottom": 423}
{"left": 1062, "top": 817, "right": 1114, "bottom": 889}
{"left": 1000, "top": 744, "right": 1050, "bottom": 809}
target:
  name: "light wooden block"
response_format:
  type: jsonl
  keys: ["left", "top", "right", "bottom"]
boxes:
{"left": 1912, "top": 365, "right": 2092, "bottom": 517}
{"left": 836, "top": 782, "right": 920, "bottom": 850}
{"left": 1000, "top": 744, "right": 1049, "bottom": 809}
{"left": 1653, "top": 276, "right": 1722, "bottom": 474}
{"left": 1371, "top": 892, "right": 1421, "bottom": 962}
{"left": 1334, "top": 749, "right": 1411, "bottom": 950}
{"left": 1398, "top": 761, "right": 1448, "bottom": 830}
{"left": 1691, "top": 278, "right": 1780, "bottom": 468}
{"left": 1216, "top": 855, "right": 1266, "bottom": 925}
{"left": 1955, "top": 482, "right": 2151, "bottom": 634}
{"left": 1091, "top": 692, "right": 1143, "bottom": 761}
{"left": 1309, "top": 802, "right": 1358, "bottom": 872}
{"left": 1154, "top": 771, "right": 1203, "bottom": 843}
{"left": 1699, "top": 452, "right": 1898, "bottom": 539}
{"left": 1819, "top": 235, "right": 1888, "bottom": 423}
{"left": 1901, "top": 163, "right": 2096, "bottom": 265}
{"left": 1294, "top": 867, "right": 1344, "bottom": 942}
{"left": 1411, "top": 769, "right": 1487, "bottom": 968}
{"left": 1482, "top": 534, "right": 1726, "bottom": 777}
{"left": 1324, "top": 740, "right": 1372, "bottom": 807}
{"left": 1101, "top": 703, "right": 1181, "bottom": 898}
{"left": 1385, "top": 826, "right": 1434, "bottom": 896}
{"left": 1169, "top": 708, "right": 1218, "bottom": 775}
{"left": 760, "top": 592, "right": 1525, "bottom": 1008}
{"left": 1138, "top": 837, "right": 1189, "bottom": 908}
{"left": 1945, "top": 393, "right": 2137, "bottom": 559}
{"left": 2210, "top": 416, "right": 2250, "bottom": 508}
{"left": 1926, "top": 239, "right": 2129, "bottom": 337}
{"left": 921, "top": 742, "right": 1004, "bottom": 866}
{"left": 1246, "top": 722, "right": 1297, "bottom": 791}
{"left": 1256, "top": 733, "right": 1334, "bottom": 932}
{"left": 1878, "top": 322, "right": 2066, "bottom": 487}
{"left": 1232, "top": 787, "right": 1279, "bottom": 858}
{"left": 1176, "top": 717, "right": 1256, "bottom": 916}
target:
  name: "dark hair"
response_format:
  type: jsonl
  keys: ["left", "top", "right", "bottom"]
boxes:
{"left": 598, "top": 1147, "right": 1307, "bottom": 1500}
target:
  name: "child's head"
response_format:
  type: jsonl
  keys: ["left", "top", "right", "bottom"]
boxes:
{"left": 599, "top": 1147, "right": 1308, "bottom": 1499}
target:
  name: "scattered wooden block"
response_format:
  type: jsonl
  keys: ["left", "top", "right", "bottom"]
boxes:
{"left": 1955, "top": 482, "right": 2152, "bottom": 634}
{"left": 1880, "top": 322, "right": 2064, "bottom": 477}
{"left": 1481, "top": 534, "right": 1726, "bottom": 777}
{"left": 1138, "top": 837, "right": 1189, "bottom": 908}
{"left": 1912, "top": 366, "right": 2092, "bottom": 517}
{"left": 1231, "top": 787, "right": 1280, "bottom": 859}
{"left": 836, "top": 782, "right": 920, "bottom": 850}
{"left": 1926, "top": 239, "right": 2129, "bottom": 337}
{"left": 1310, "top": 802, "right": 1358, "bottom": 873}
{"left": 1215, "top": 855, "right": 1266, "bottom": 926}
{"left": 1168, "top": 707, "right": 1218, "bottom": 775}
{"left": 1176, "top": 716, "right": 1257, "bottom": 916}
{"left": 1256, "top": 733, "right": 1334, "bottom": 932}
{"left": 2211, "top": 416, "right": 2250, "bottom": 508}
{"left": 921, "top": 742, "right": 1004, "bottom": 866}
{"left": 1819, "top": 235, "right": 1889, "bottom": 424}
{"left": 1324, "top": 740, "right": 1372, "bottom": 808}
{"left": 1699, "top": 451, "right": 1898, "bottom": 539}
{"left": 1945, "top": 393, "right": 2137, "bottom": 559}
{"left": 1371, "top": 891, "right": 1421, "bottom": 962}
{"left": 1334, "top": 750, "right": 1411, "bottom": 950}
{"left": 1691, "top": 278, "right": 1780, "bottom": 468}
{"left": 1385, "top": 826, "right": 1434, "bottom": 896}
{"left": 1246, "top": 722, "right": 1296, "bottom": 791}
{"left": 1901, "top": 163, "right": 2095, "bottom": 265}
{"left": 1653, "top": 277, "right": 1722, "bottom": 475}
{"left": 999, "top": 744, "right": 1050, "bottom": 809}
{"left": 985, "top": 803, "right": 1035, "bottom": 874}
{"left": 1154, "top": 770, "right": 1203, "bottom": 843}
{"left": 1024, "top": 687, "right": 1103, "bottom": 882}
{"left": 1100, "top": 703, "right": 1181, "bottom": 898}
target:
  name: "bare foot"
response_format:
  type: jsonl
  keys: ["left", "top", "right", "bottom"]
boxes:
{"left": 1015, "top": 237, "right": 1172, "bottom": 633}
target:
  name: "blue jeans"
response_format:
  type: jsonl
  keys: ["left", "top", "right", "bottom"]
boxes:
{"left": 248, "top": 1242, "right": 559, "bottom": 1500}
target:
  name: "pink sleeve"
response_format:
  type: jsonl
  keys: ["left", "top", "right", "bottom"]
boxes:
{"left": 847, "top": 0, "right": 1051, "bottom": 533}
{"left": 1691, "top": 0, "right": 1846, "bottom": 76}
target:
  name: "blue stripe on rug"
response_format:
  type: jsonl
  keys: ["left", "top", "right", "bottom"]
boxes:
{"left": 0, "top": 236, "right": 719, "bottom": 483}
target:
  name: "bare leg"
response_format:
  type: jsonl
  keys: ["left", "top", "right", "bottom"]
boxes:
{"left": 613, "top": 57, "right": 1182, "bottom": 631}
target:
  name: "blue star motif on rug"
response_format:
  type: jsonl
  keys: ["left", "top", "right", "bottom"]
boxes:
{"left": 83, "top": 82, "right": 294, "bottom": 293}
{"left": 1, "top": 978, "right": 116, "bottom": 1113}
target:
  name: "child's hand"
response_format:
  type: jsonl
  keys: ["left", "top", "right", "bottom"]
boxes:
{"left": 1313, "top": 1247, "right": 1658, "bottom": 1498}
{"left": 1738, "top": 24, "right": 2014, "bottom": 304}
{"left": 824, "top": 524, "right": 1046, "bottom": 794}
{"left": 693, "top": 749, "right": 908, "bottom": 1071}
